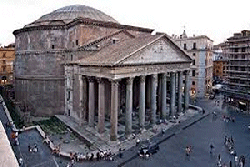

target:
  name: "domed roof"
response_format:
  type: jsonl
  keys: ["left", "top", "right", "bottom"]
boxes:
{"left": 37, "top": 5, "right": 119, "bottom": 24}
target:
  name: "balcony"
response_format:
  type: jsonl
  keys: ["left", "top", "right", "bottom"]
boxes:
{"left": 227, "top": 37, "right": 250, "bottom": 43}
{"left": 226, "top": 51, "right": 250, "bottom": 55}
{"left": 226, "top": 70, "right": 248, "bottom": 73}
{"left": 228, "top": 75, "right": 250, "bottom": 80}
{"left": 228, "top": 44, "right": 249, "bottom": 48}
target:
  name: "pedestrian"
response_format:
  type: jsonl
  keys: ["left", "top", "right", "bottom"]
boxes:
{"left": 239, "top": 155, "right": 245, "bottom": 167}
{"left": 33, "top": 144, "right": 38, "bottom": 152}
{"left": 218, "top": 154, "right": 221, "bottom": 162}
{"left": 185, "top": 146, "right": 191, "bottom": 159}
{"left": 217, "top": 154, "right": 222, "bottom": 167}
{"left": 70, "top": 152, "right": 74, "bottom": 160}
{"left": 229, "top": 161, "right": 232, "bottom": 167}
{"left": 96, "top": 151, "right": 100, "bottom": 161}
{"left": 14, "top": 137, "right": 19, "bottom": 146}
{"left": 234, "top": 155, "right": 238, "bottom": 166}
{"left": 230, "top": 136, "right": 234, "bottom": 145}
{"left": 90, "top": 153, "right": 94, "bottom": 161}
{"left": 19, "top": 157, "right": 23, "bottom": 166}
{"left": 119, "top": 148, "right": 123, "bottom": 158}
{"left": 210, "top": 144, "right": 214, "bottom": 154}
{"left": 136, "top": 139, "right": 140, "bottom": 146}
{"left": 28, "top": 144, "right": 32, "bottom": 152}
{"left": 225, "top": 136, "right": 227, "bottom": 143}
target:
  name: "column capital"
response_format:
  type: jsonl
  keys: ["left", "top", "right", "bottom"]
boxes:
{"left": 177, "top": 70, "right": 183, "bottom": 74}
{"left": 126, "top": 77, "right": 134, "bottom": 85}
{"left": 110, "top": 79, "right": 120, "bottom": 86}
{"left": 170, "top": 71, "right": 176, "bottom": 74}
{"left": 140, "top": 75, "right": 146, "bottom": 83}
{"left": 162, "top": 73, "right": 167, "bottom": 77}
{"left": 86, "top": 76, "right": 95, "bottom": 82}
{"left": 96, "top": 77, "right": 105, "bottom": 84}
{"left": 151, "top": 74, "right": 158, "bottom": 82}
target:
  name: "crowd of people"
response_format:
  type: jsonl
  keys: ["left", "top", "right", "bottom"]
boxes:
{"left": 66, "top": 149, "right": 115, "bottom": 166}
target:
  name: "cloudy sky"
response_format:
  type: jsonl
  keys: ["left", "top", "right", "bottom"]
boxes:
{"left": 1, "top": 0, "right": 249, "bottom": 46}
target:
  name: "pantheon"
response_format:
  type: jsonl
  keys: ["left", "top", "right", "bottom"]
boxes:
{"left": 13, "top": 5, "right": 192, "bottom": 141}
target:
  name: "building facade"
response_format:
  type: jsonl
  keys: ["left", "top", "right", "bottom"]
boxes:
{"left": 213, "top": 43, "right": 227, "bottom": 84}
{"left": 172, "top": 32, "right": 213, "bottom": 98}
{"left": 224, "top": 30, "right": 250, "bottom": 112}
{"left": 14, "top": 5, "right": 192, "bottom": 140}
{"left": 0, "top": 44, "right": 15, "bottom": 85}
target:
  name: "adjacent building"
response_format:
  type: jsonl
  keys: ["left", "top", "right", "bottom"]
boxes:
{"left": 223, "top": 30, "right": 250, "bottom": 112}
{"left": 213, "top": 43, "right": 227, "bottom": 85}
{"left": 0, "top": 44, "right": 15, "bottom": 85}
{"left": 172, "top": 31, "right": 213, "bottom": 98}
{"left": 13, "top": 5, "right": 192, "bottom": 141}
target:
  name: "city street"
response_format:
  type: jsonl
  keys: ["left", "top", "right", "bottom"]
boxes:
{"left": 121, "top": 98, "right": 250, "bottom": 167}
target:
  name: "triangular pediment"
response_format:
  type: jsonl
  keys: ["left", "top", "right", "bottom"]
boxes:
{"left": 117, "top": 35, "right": 191, "bottom": 65}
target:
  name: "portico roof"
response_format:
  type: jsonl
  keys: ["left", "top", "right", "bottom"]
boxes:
{"left": 76, "top": 32, "right": 192, "bottom": 66}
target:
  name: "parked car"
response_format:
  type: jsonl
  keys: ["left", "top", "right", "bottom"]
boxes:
{"left": 138, "top": 143, "right": 159, "bottom": 158}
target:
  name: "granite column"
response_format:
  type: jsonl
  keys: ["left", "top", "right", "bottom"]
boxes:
{"left": 110, "top": 80, "right": 119, "bottom": 141}
{"left": 125, "top": 77, "right": 133, "bottom": 136}
{"left": 170, "top": 72, "right": 176, "bottom": 117}
{"left": 139, "top": 75, "right": 146, "bottom": 130}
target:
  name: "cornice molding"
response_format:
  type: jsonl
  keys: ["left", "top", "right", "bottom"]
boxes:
{"left": 13, "top": 18, "right": 154, "bottom": 36}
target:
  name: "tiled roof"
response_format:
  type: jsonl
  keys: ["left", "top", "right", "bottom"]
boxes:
{"left": 77, "top": 34, "right": 162, "bottom": 65}
{"left": 77, "top": 32, "right": 191, "bottom": 66}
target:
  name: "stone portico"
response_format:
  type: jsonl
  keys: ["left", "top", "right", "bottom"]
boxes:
{"left": 65, "top": 34, "right": 192, "bottom": 141}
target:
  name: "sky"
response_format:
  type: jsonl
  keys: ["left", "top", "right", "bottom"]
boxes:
{"left": 1, "top": 0, "right": 250, "bottom": 46}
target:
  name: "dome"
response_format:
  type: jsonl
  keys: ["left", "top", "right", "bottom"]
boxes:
{"left": 36, "top": 5, "right": 119, "bottom": 24}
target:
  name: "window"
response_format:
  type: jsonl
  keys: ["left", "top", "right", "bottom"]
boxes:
{"left": 240, "top": 80, "right": 245, "bottom": 84}
{"left": 242, "top": 48, "right": 245, "bottom": 52}
{"left": 67, "top": 91, "right": 70, "bottom": 101}
{"left": 2, "top": 66, "right": 6, "bottom": 72}
{"left": 242, "top": 55, "right": 245, "bottom": 59}
{"left": 3, "top": 60, "right": 6, "bottom": 65}
{"left": 193, "top": 60, "right": 195, "bottom": 65}
{"left": 76, "top": 40, "right": 78, "bottom": 45}
{"left": 52, "top": 45, "right": 55, "bottom": 49}
{"left": 235, "top": 48, "right": 238, "bottom": 52}
{"left": 192, "top": 81, "right": 195, "bottom": 85}
{"left": 71, "top": 55, "right": 73, "bottom": 61}
{"left": 192, "top": 70, "right": 195, "bottom": 76}
{"left": 193, "top": 43, "right": 196, "bottom": 50}
{"left": 193, "top": 53, "right": 195, "bottom": 56}
{"left": 2, "top": 52, "right": 6, "bottom": 58}
{"left": 184, "top": 44, "right": 187, "bottom": 50}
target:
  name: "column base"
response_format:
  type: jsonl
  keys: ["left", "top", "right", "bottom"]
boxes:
{"left": 125, "top": 131, "right": 131, "bottom": 138}
{"left": 110, "top": 135, "right": 117, "bottom": 141}
{"left": 140, "top": 128, "right": 146, "bottom": 133}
